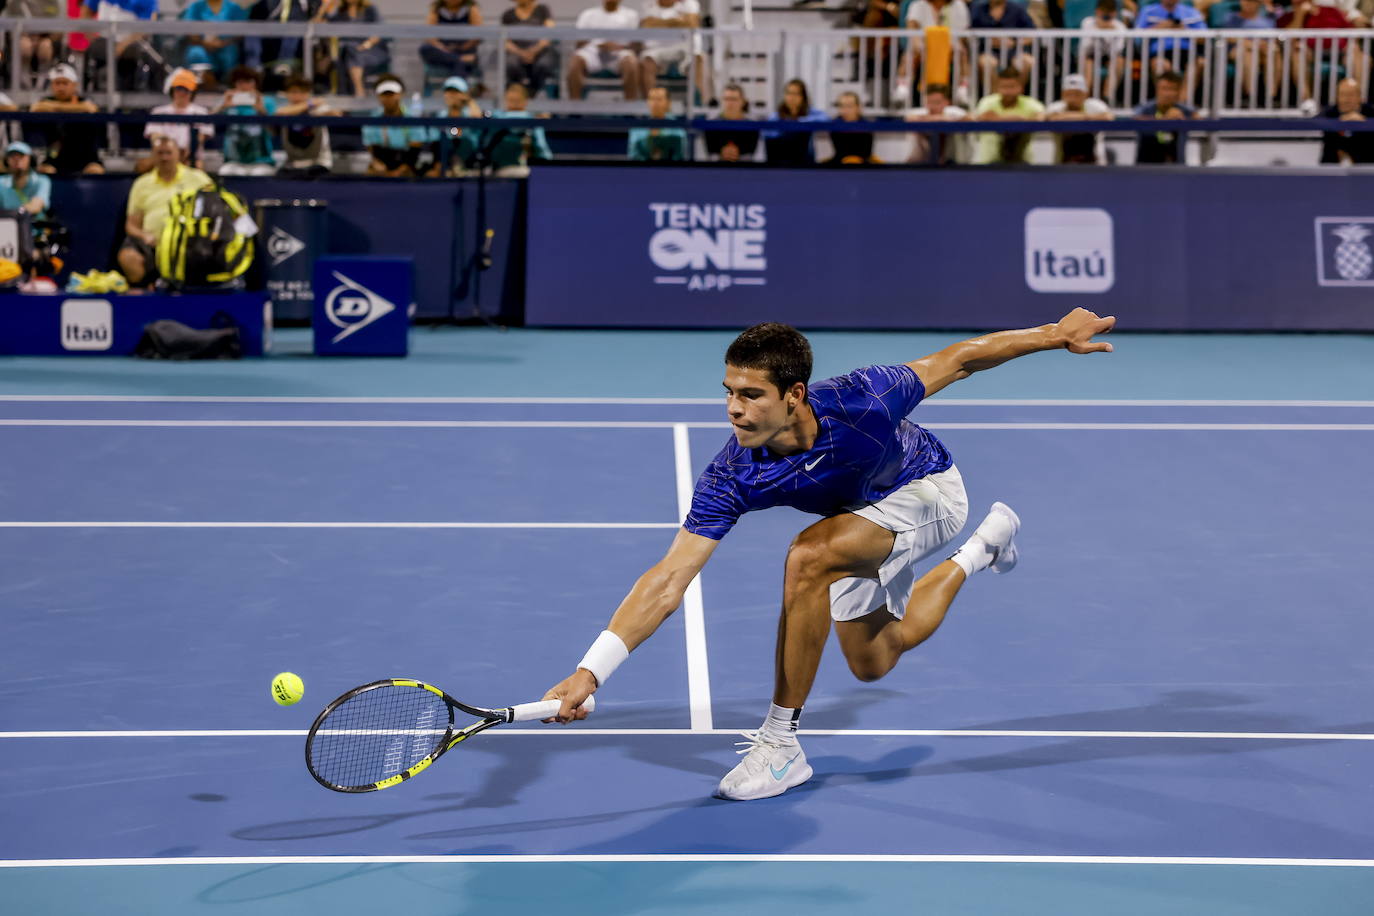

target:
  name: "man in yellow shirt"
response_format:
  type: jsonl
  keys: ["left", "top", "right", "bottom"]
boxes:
{"left": 973, "top": 67, "right": 1046, "bottom": 165}
{"left": 118, "top": 132, "right": 213, "bottom": 286}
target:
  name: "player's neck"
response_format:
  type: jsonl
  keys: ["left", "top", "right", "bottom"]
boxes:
{"left": 763, "top": 400, "right": 818, "bottom": 456}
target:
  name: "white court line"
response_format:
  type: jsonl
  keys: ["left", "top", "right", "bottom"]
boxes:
{"left": 673, "top": 423, "right": 713, "bottom": 732}
{"left": 1, "top": 396, "right": 1374, "bottom": 407}
{"left": 4, "top": 729, "right": 1373, "bottom": 740}
{"left": 3, "top": 854, "right": 1374, "bottom": 868}
{"left": 0, "top": 522, "right": 680, "bottom": 529}
{"left": 2, "top": 419, "right": 1374, "bottom": 431}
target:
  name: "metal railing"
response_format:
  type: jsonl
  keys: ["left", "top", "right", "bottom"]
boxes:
{"left": 6, "top": 18, "right": 1372, "bottom": 118}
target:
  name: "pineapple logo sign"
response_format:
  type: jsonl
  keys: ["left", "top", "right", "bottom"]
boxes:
{"left": 1315, "top": 218, "right": 1374, "bottom": 286}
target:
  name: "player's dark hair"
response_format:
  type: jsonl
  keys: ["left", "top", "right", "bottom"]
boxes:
{"left": 726, "top": 323, "right": 813, "bottom": 395}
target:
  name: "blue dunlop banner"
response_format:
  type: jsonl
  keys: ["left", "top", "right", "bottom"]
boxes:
{"left": 525, "top": 166, "right": 1374, "bottom": 331}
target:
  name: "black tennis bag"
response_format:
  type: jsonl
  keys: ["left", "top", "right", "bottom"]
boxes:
{"left": 134, "top": 318, "right": 242, "bottom": 360}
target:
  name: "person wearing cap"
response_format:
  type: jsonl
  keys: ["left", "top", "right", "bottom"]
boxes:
{"left": 1045, "top": 73, "right": 1113, "bottom": 165}
{"left": 972, "top": 66, "right": 1045, "bottom": 165}
{"left": 118, "top": 134, "right": 213, "bottom": 287}
{"left": 183, "top": 0, "right": 250, "bottom": 87}
{"left": 216, "top": 66, "right": 278, "bottom": 176}
{"left": 500, "top": 0, "right": 558, "bottom": 97}
{"left": 138, "top": 69, "right": 215, "bottom": 174}
{"left": 31, "top": 63, "right": 106, "bottom": 176}
{"left": 317, "top": 0, "right": 392, "bottom": 98}
{"left": 363, "top": 75, "right": 429, "bottom": 177}
{"left": 277, "top": 75, "right": 339, "bottom": 177}
{"left": 0, "top": 143, "right": 53, "bottom": 219}
{"left": 430, "top": 75, "right": 483, "bottom": 175}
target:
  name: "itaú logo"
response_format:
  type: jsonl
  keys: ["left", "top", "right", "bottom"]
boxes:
{"left": 1024, "top": 207, "right": 1115, "bottom": 294}
{"left": 647, "top": 202, "right": 767, "bottom": 291}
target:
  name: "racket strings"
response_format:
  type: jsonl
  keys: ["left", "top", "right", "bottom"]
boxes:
{"left": 309, "top": 685, "right": 451, "bottom": 789}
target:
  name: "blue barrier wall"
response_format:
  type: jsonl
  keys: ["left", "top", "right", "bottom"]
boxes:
{"left": 525, "top": 166, "right": 1374, "bottom": 331}
{"left": 51, "top": 177, "right": 522, "bottom": 322}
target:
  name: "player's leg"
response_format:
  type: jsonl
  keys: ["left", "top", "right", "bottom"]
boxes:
{"left": 834, "top": 559, "right": 966, "bottom": 682}
{"left": 716, "top": 512, "right": 895, "bottom": 802}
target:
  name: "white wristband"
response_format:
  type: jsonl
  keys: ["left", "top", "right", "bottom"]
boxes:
{"left": 577, "top": 630, "right": 629, "bottom": 687}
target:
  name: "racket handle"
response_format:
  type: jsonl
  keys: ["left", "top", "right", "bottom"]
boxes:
{"left": 508, "top": 695, "right": 596, "bottom": 723}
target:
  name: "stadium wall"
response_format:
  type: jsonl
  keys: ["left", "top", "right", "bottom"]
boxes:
{"left": 51, "top": 168, "right": 1374, "bottom": 331}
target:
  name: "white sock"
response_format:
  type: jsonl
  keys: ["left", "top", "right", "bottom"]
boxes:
{"left": 949, "top": 534, "right": 994, "bottom": 578}
{"left": 758, "top": 703, "right": 801, "bottom": 745}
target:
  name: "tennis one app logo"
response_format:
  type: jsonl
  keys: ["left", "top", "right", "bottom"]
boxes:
{"left": 323, "top": 271, "right": 397, "bottom": 343}
{"left": 1024, "top": 208, "right": 1115, "bottom": 293}
{"left": 60, "top": 298, "right": 113, "bottom": 351}
{"left": 647, "top": 203, "right": 767, "bottom": 291}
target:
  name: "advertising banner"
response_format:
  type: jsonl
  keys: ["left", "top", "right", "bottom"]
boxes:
{"left": 312, "top": 256, "right": 412, "bottom": 356}
{"left": 0, "top": 292, "right": 269, "bottom": 355}
{"left": 526, "top": 166, "right": 1374, "bottom": 331}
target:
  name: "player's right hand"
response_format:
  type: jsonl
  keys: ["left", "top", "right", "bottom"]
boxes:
{"left": 541, "top": 669, "right": 597, "bottom": 723}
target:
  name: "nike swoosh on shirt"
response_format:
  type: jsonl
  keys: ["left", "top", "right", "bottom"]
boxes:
{"left": 803, "top": 455, "right": 824, "bottom": 471}
{"left": 771, "top": 753, "right": 800, "bottom": 780}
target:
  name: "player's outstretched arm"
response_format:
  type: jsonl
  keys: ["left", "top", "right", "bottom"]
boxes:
{"left": 906, "top": 307, "right": 1115, "bottom": 398}
{"left": 542, "top": 529, "right": 719, "bottom": 722}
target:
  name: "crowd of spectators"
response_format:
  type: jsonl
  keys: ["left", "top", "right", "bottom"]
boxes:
{"left": 1, "top": 0, "right": 1371, "bottom": 294}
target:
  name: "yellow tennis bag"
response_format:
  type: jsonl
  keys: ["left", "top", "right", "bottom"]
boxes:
{"left": 156, "top": 183, "right": 255, "bottom": 289}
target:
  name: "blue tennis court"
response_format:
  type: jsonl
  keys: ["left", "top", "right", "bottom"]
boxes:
{"left": 3, "top": 329, "right": 1374, "bottom": 914}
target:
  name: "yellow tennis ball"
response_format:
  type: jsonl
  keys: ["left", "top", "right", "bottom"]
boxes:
{"left": 271, "top": 672, "right": 304, "bottom": 706}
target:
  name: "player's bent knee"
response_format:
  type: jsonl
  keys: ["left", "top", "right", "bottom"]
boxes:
{"left": 845, "top": 654, "right": 892, "bottom": 682}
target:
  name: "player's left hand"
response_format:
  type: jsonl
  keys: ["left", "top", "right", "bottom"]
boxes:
{"left": 1056, "top": 307, "right": 1116, "bottom": 354}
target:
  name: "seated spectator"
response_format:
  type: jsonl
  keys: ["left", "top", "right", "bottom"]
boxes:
{"left": 277, "top": 75, "right": 339, "bottom": 176}
{"left": 628, "top": 85, "right": 689, "bottom": 161}
{"left": 246, "top": 0, "right": 320, "bottom": 83}
{"left": 420, "top": 0, "right": 483, "bottom": 82}
{"left": 183, "top": 0, "right": 249, "bottom": 88}
{"left": 1223, "top": 0, "right": 1276, "bottom": 104}
{"left": 317, "top": 0, "right": 390, "bottom": 97}
{"left": 851, "top": 0, "right": 900, "bottom": 89}
{"left": 118, "top": 133, "right": 213, "bottom": 287}
{"left": 1078, "top": 0, "right": 1127, "bottom": 100}
{"left": 32, "top": 64, "right": 105, "bottom": 176}
{"left": 905, "top": 82, "right": 969, "bottom": 164}
{"left": 895, "top": 0, "right": 970, "bottom": 106}
{"left": 485, "top": 82, "right": 553, "bottom": 173}
{"left": 139, "top": 69, "right": 214, "bottom": 174}
{"left": 1133, "top": 69, "right": 1195, "bottom": 164}
{"left": 78, "top": 0, "right": 162, "bottom": 92}
{"left": 826, "top": 91, "right": 876, "bottom": 164}
{"left": 502, "top": 0, "right": 558, "bottom": 97}
{"left": 703, "top": 83, "right": 758, "bottom": 162}
{"left": 13, "top": 1, "right": 58, "bottom": 89}
{"left": 1136, "top": 0, "right": 1205, "bottom": 89}
{"left": 568, "top": 0, "right": 641, "bottom": 100}
{"left": 972, "top": 65, "right": 1044, "bottom": 164}
{"left": 0, "top": 142, "right": 53, "bottom": 219}
{"left": 363, "top": 75, "right": 428, "bottom": 177}
{"left": 431, "top": 76, "right": 483, "bottom": 174}
{"left": 216, "top": 67, "right": 278, "bottom": 176}
{"left": 1281, "top": 0, "right": 1366, "bottom": 113}
{"left": 764, "top": 78, "right": 827, "bottom": 166}
{"left": 640, "top": 0, "right": 709, "bottom": 101}
{"left": 1046, "top": 73, "right": 1112, "bottom": 163}
{"left": 969, "top": 0, "right": 1035, "bottom": 88}
{"left": 1319, "top": 77, "right": 1374, "bottom": 164}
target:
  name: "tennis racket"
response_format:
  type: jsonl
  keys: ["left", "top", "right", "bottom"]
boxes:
{"left": 305, "top": 677, "right": 594, "bottom": 793}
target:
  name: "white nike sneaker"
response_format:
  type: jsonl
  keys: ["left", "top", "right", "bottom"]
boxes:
{"left": 973, "top": 501, "right": 1021, "bottom": 574}
{"left": 716, "top": 733, "right": 812, "bottom": 801}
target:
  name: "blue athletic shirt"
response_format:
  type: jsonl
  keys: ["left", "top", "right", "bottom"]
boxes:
{"left": 684, "top": 364, "right": 954, "bottom": 540}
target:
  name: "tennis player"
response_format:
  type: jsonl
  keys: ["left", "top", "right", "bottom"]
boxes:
{"left": 543, "top": 308, "right": 1116, "bottom": 800}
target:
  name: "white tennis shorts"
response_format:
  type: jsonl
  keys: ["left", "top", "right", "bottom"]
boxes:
{"left": 829, "top": 465, "right": 969, "bottom": 622}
